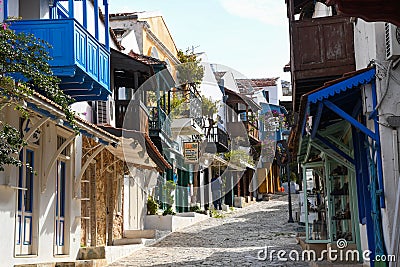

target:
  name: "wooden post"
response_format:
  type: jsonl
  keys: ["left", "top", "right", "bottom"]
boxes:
{"left": 249, "top": 170, "right": 253, "bottom": 199}
{"left": 94, "top": 0, "right": 99, "bottom": 40}
{"left": 82, "top": 0, "right": 87, "bottom": 29}
{"left": 106, "top": 156, "right": 115, "bottom": 246}
{"left": 89, "top": 162, "right": 97, "bottom": 247}
{"left": 237, "top": 172, "right": 241, "bottom": 197}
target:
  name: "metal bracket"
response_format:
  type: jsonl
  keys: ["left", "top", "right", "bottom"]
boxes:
{"left": 23, "top": 117, "right": 50, "bottom": 143}
{"left": 42, "top": 133, "right": 76, "bottom": 193}
{"left": 74, "top": 145, "right": 105, "bottom": 198}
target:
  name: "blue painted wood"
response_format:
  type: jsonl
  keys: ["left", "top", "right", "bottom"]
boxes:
{"left": 4, "top": 0, "right": 8, "bottom": 19}
{"left": 323, "top": 100, "right": 377, "bottom": 140}
{"left": 104, "top": 0, "right": 109, "bottom": 50}
{"left": 68, "top": 0, "right": 74, "bottom": 18}
{"left": 315, "top": 133, "right": 354, "bottom": 164}
{"left": 308, "top": 68, "right": 376, "bottom": 104}
{"left": 352, "top": 126, "right": 376, "bottom": 263}
{"left": 82, "top": 0, "right": 87, "bottom": 29}
{"left": 352, "top": 127, "right": 365, "bottom": 223}
{"left": 56, "top": 3, "right": 69, "bottom": 19}
{"left": 311, "top": 102, "right": 323, "bottom": 139}
{"left": 26, "top": 101, "right": 110, "bottom": 145}
{"left": 94, "top": 0, "right": 99, "bottom": 40}
{"left": 371, "top": 81, "right": 385, "bottom": 208}
{"left": 9, "top": 19, "right": 110, "bottom": 101}
{"left": 301, "top": 102, "right": 309, "bottom": 136}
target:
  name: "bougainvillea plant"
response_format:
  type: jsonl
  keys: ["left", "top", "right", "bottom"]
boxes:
{"left": 0, "top": 22, "right": 77, "bottom": 171}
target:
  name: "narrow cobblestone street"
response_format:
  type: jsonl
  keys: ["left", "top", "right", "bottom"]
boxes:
{"left": 109, "top": 195, "right": 308, "bottom": 266}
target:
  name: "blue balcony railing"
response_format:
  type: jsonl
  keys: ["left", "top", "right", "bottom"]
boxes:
{"left": 10, "top": 18, "right": 110, "bottom": 101}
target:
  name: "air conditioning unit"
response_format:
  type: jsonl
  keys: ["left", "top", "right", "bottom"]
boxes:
{"left": 385, "top": 23, "right": 400, "bottom": 60}
{"left": 96, "top": 100, "right": 108, "bottom": 125}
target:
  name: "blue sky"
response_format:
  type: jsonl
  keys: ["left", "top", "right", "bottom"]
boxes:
{"left": 110, "top": 0, "right": 290, "bottom": 81}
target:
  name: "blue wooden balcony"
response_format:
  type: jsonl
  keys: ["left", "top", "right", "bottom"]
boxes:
{"left": 10, "top": 18, "right": 110, "bottom": 101}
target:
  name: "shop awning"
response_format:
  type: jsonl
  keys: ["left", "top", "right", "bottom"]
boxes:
{"left": 295, "top": 67, "right": 378, "bottom": 168}
{"left": 291, "top": 67, "right": 376, "bottom": 156}
{"left": 100, "top": 126, "right": 171, "bottom": 171}
{"left": 307, "top": 67, "right": 375, "bottom": 104}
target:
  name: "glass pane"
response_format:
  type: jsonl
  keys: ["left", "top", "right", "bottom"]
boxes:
{"left": 330, "top": 164, "right": 353, "bottom": 242}
{"left": 24, "top": 216, "right": 32, "bottom": 245}
{"left": 305, "top": 167, "right": 329, "bottom": 241}
{"left": 60, "top": 162, "right": 66, "bottom": 217}
{"left": 25, "top": 150, "right": 34, "bottom": 212}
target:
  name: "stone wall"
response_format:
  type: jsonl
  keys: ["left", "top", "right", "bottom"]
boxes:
{"left": 80, "top": 137, "right": 124, "bottom": 247}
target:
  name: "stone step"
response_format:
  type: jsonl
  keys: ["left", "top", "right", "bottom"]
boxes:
{"left": 55, "top": 263, "right": 75, "bottom": 267}
{"left": 74, "top": 259, "right": 108, "bottom": 267}
{"left": 15, "top": 264, "right": 55, "bottom": 267}
{"left": 15, "top": 260, "right": 108, "bottom": 267}
{"left": 124, "top": 229, "right": 156, "bottom": 239}
{"left": 77, "top": 247, "right": 105, "bottom": 260}
{"left": 113, "top": 238, "right": 143, "bottom": 246}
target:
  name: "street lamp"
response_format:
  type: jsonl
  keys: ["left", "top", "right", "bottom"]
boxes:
{"left": 276, "top": 134, "right": 294, "bottom": 223}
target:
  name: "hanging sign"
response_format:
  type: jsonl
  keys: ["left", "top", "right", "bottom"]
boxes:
{"left": 183, "top": 142, "right": 199, "bottom": 163}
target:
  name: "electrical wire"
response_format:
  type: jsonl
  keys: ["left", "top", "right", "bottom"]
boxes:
{"left": 375, "top": 60, "right": 393, "bottom": 111}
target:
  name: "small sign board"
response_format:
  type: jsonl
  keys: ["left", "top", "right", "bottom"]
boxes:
{"left": 183, "top": 142, "right": 199, "bottom": 163}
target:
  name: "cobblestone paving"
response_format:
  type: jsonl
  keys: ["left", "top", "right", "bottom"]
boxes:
{"left": 109, "top": 195, "right": 309, "bottom": 266}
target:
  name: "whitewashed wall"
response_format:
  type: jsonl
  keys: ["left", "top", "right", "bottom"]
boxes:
{"left": 0, "top": 106, "right": 81, "bottom": 265}
{"left": 120, "top": 31, "right": 141, "bottom": 54}
{"left": 126, "top": 173, "right": 147, "bottom": 230}
{"left": 354, "top": 19, "right": 400, "bottom": 259}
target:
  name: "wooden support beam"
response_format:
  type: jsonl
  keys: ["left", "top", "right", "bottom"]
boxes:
{"left": 324, "top": 100, "right": 376, "bottom": 140}
{"left": 89, "top": 163, "right": 97, "bottom": 247}
{"left": 107, "top": 156, "right": 115, "bottom": 246}
{"left": 75, "top": 144, "right": 105, "bottom": 198}
{"left": 43, "top": 133, "right": 75, "bottom": 193}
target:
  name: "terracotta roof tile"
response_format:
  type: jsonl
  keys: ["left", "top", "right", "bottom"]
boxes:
{"left": 99, "top": 126, "right": 172, "bottom": 170}
{"left": 128, "top": 50, "right": 166, "bottom": 66}
{"left": 31, "top": 91, "right": 119, "bottom": 143}
{"left": 109, "top": 12, "right": 142, "bottom": 18}
{"left": 236, "top": 78, "right": 279, "bottom": 88}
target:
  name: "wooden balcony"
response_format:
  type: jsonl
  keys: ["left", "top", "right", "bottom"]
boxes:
{"left": 291, "top": 16, "right": 355, "bottom": 81}
{"left": 115, "top": 100, "right": 149, "bottom": 132}
{"left": 243, "top": 121, "right": 259, "bottom": 143}
{"left": 227, "top": 121, "right": 259, "bottom": 145}
{"left": 148, "top": 106, "right": 172, "bottom": 137}
{"left": 203, "top": 126, "right": 229, "bottom": 153}
{"left": 10, "top": 19, "right": 110, "bottom": 101}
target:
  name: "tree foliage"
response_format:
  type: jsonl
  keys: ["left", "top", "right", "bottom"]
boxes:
{"left": 0, "top": 22, "right": 77, "bottom": 171}
{"left": 224, "top": 149, "right": 254, "bottom": 167}
{"left": 176, "top": 50, "right": 204, "bottom": 85}
{"left": 201, "top": 95, "right": 219, "bottom": 118}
